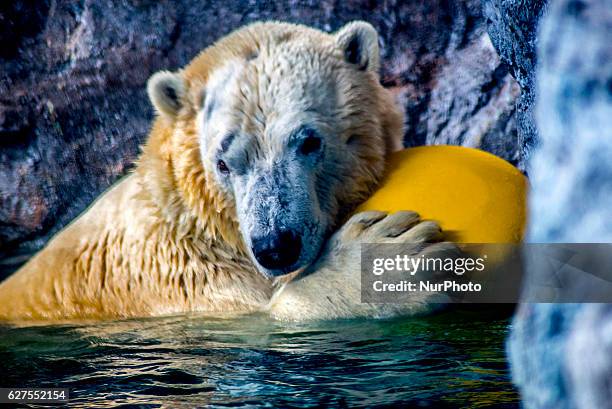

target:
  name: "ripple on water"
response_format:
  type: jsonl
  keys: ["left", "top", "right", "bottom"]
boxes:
{"left": 0, "top": 309, "right": 519, "bottom": 408}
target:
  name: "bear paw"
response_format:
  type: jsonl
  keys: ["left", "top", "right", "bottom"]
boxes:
{"left": 267, "top": 211, "right": 455, "bottom": 321}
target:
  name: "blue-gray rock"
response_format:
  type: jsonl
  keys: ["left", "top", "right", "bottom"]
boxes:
{"left": 509, "top": 0, "right": 612, "bottom": 407}
{"left": 508, "top": 303, "right": 582, "bottom": 408}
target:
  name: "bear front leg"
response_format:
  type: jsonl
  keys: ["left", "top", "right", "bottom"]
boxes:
{"left": 267, "top": 211, "right": 458, "bottom": 320}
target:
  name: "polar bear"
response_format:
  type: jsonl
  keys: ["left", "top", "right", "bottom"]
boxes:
{"left": 0, "top": 21, "right": 453, "bottom": 322}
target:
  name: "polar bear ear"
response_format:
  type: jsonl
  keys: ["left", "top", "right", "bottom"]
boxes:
{"left": 334, "top": 21, "right": 380, "bottom": 73}
{"left": 147, "top": 70, "right": 185, "bottom": 119}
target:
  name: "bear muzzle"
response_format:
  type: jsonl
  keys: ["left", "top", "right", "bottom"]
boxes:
{"left": 251, "top": 229, "right": 302, "bottom": 275}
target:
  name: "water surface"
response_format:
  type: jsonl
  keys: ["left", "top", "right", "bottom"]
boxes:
{"left": 0, "top": 309, "right": 518, "bottom": 408}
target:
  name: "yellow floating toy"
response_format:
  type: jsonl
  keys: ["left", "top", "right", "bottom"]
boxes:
{"left": 358, "top": 145, "right": 527, "bottom": 243}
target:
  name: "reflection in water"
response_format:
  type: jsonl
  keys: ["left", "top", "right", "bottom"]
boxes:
{"left": 0, "top": 310, "right": 518, "bottom": 408}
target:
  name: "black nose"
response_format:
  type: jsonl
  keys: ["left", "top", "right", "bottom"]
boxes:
{"left": 252, "top": 229, "right": 302, "bottom": 272}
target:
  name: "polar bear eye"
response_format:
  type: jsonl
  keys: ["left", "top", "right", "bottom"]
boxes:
{"left": 299, "top": 136, "right": 321, "bottom": 155}
{"left": 217, "top": 160, "right": 230, "bottom": 174}
{"left": 298, "top": 128, "right": 322, "bottom": 155}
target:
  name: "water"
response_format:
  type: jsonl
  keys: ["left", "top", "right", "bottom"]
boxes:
{"left": 0, "top": 309, "right": 519, "bottom": 408}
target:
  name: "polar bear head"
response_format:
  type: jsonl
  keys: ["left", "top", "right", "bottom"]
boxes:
{"left": 147, "top": 21, "right": 404, "bottom": 277}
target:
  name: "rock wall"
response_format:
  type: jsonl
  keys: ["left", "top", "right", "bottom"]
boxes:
{"left": 508, "top": 0, "right": 612, "bottom": 408}
{"left": 482, "top": 0, "right": 547, "bottom": 169}
{"left": 0, "top": 0, "right": 521, "bottom": 278}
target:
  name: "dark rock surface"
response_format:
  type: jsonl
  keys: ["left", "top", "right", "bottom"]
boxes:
{"left": 482, "top": 0, "right": 548, "bottom": 169}
{"left": 0, "top": 1, "right": 521, "bottom": 278}
{"left": 509, "top": 0, "right": 612, "bottom": 407}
